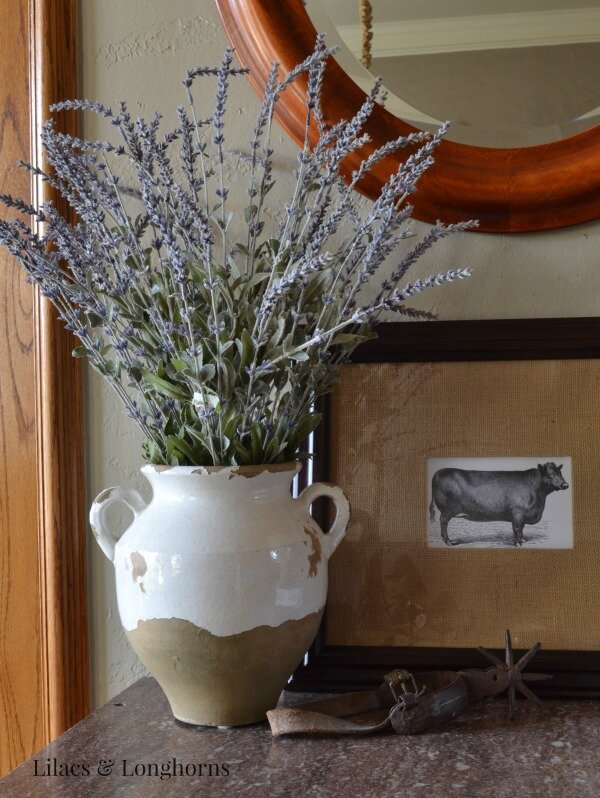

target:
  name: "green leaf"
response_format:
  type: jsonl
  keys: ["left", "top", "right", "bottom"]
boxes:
{"left": 329, "top": 333, "right": 369, "bottom": 348}
{"left": 288, "top": 350, "right": 309, "bottom": 362}
{"left": 264, "top": 436, "right": 281, "bottom": 461}
{"left": 72, "top": 346, "right": 88, "bottom": 358}
{"left": 303, "top": 273, "right": 328, "bottom": 305}
{"left": 184, "top": 425, "right": 211, "bottom": 449}
{"left": 193, "top": 389, "right": 220, "bottom": 411}
{"left": 141, "top": 440, "right": 164, "bottom": 464}
{"left": 268, "top": 317, "right": 286, "bottom": 349}
{"left": 240, "top": 328, "right": 254, "bottom": 367}
{"left": 86, "top": 312, "right": 105, "bottom": 327}
{"left": 281, "top": 332, "right": 294, "bottom": 354}
{"left": 244, "top": 204, "right": 258, "bottom": 223}
{"left": 172, "top": 359, "right": 189, "bottom": 373}
{"left": 206, "top": 391, "right": 220, "bottom": 409}
{"left": 168, "top": 434, "right": 197, "bottom": 464}
{"left": 232, "top": 441, "right": 252, "bottom": 465}
{"left": 219, "top": 358, "right": 236, "bottom": 398}
{"left": 223, "top": 413, "right": 241, "bottom": 439}
{"left": 251, "top": 423, "right": 263, "bottom": 462}
{"left": 294, "top": 413, "right": 322, "bottom": 444}
{"left": 214, "top": 211, "right": 233, "bottom": 232}
{"left": 245, "top": 273, "right": 270, "bottom": 289}
{"left": 103, "top": 359, "right": 121, "bottom": 378}
{"left": 143, "top": 371, "right": 188, "bottom": 401}
{"left": 199, "top": 364, "right": 216, "bottom": 381}
{"left": 165, "top": 436, "right": 184, "bottom": 465}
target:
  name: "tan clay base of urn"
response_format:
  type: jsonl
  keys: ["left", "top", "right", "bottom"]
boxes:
{"left": 126, "top": 608, "right": 323, "bottom": 727}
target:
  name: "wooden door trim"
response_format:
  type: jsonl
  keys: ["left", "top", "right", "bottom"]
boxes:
{"left": 29, "top": 0, "right": 89, "bottom": 737}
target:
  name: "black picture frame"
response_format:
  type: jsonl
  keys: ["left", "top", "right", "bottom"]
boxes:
{"left": 290, "top": 318, "right": 600, "bottom": 698}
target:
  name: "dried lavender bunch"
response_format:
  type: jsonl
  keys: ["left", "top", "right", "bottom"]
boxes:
{"left": 0, "top": 41, "right": 476, "bottom": 466}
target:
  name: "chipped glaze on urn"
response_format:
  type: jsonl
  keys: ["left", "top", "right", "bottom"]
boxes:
{"left": 89, "top": 462, "right": 350, "bottom": 727}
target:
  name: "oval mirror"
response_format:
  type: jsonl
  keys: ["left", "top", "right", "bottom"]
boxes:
{"left": 218, "top": 0, "right": 600, "bottom": 232}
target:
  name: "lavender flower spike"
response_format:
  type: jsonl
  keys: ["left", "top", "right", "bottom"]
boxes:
{"left": 0, "top": 40, "right": 476, "bottom": 467}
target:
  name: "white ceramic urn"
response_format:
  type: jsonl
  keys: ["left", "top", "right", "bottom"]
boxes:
{"left": 90, "top": 462, "right": 349, "bottom": 727}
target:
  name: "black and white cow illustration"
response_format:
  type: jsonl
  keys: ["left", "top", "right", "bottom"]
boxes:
{"left": 429, "top": 462, "right": 569, "bottom": 547}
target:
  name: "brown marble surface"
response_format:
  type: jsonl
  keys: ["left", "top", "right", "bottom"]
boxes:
{"left": 1, "top": 677, "right": 599, "bottom": 797}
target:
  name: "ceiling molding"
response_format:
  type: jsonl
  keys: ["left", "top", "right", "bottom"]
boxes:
{"left": 337, "top": 8, "right": 600, "bottom": 58}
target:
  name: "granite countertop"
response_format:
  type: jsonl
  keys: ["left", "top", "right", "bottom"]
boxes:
{"left": 1, "top": 677, "right": 599, "bottom": 797}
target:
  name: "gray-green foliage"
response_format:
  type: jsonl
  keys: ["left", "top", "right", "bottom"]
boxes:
{"left": 0, "top": 40, "right": 474, "bottom": 466}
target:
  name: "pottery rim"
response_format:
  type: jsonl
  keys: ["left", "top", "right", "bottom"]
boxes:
{"left": 140, "top": 461, "right": 301, "bottom": 477}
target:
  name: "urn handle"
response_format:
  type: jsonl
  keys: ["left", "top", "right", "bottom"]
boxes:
{"left": 89, "top": 486, "right": 147, "bottom": 563}
{"left": 297, "top": 482, "right": 350, "bottom": 558}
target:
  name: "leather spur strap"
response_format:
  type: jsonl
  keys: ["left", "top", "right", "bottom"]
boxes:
{"left": 269, "top": 635, "right": 551, "bottom": 736}
{"left": 268, "top": 670, "right": 470, "bottom": 736}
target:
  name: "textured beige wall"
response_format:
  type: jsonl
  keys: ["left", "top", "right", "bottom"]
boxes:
{"left": 81, "top": 0, "right": 600, "bottom": 706}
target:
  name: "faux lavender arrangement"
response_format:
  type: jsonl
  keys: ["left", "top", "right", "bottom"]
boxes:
{"left": 0, "top": 41, "right": 474, "bottom": 466}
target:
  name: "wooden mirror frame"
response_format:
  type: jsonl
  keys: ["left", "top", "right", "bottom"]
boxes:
{"left": 217, "top": 0, "right": 600, "bottom": 233}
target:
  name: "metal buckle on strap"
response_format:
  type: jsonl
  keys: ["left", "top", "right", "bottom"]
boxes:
{"left": 384, "top": 669, "right": 425, "bottom": 710}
